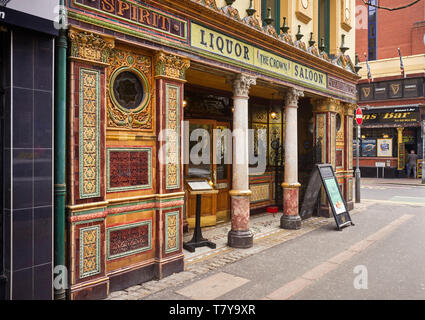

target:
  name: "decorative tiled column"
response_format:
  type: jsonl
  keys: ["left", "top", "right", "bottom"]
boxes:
{"left": 67, "top": 27, "right": 114, "bottom": 300}
{"left": 154, "top": 51, "right": 190, "bottom": 278}
{"left": 228, "top": 73, "right": 256, "bottom": 248}
{"left": 344, "top": 103, "right": 355, "bottom": 210}
{"left": 281, "top": 88, "right": 304, "bottom": 230}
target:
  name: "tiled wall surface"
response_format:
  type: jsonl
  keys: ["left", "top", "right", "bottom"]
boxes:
{"left": 1, "top": 30, "right": 54, "bottom": 300}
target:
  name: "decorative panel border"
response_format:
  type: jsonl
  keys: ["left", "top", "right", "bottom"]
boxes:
{"left": 106, "top": 220, "right": 152, "bottom": 260}
{"left": 165, "top": 211, "right": 180, "bottom": 254}
{"left": 79, "top": 225, "right": 101, "bottom": 279}
{"left": 79, "top": 68, "right": 101, "bottom": 199}
{"left": 165, "top": 83, "right": 180, "bottom": 190}
{"left": 106, "top": 147, "right": 153, "bottom": 192}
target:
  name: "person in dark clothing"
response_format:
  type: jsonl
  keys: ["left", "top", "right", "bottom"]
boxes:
{"left": 407, "top": 150, "right": 419, "bottom": 178}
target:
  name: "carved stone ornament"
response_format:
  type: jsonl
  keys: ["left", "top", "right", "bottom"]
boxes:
{"left": 154, "top": 52, "right": 190, "bottom": 81}
{"left": 221, "top": 2, "right": 241, "bottom": 21}
{"left": 69, "top": 27, "right": 115, "bottom": 65}
{"left": 232, "top": 74, "right": 256, "bottom": 98}
{"left": 193, "top": 0, "right": 219, "bottom": 11}
{"left": 285, "top": 88, "right": 304, "bottom": 107}
{"left": 107, "top": 48, "right": 153, "bottom": 130}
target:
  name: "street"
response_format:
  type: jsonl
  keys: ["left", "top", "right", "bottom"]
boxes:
{"left": 138, "top": 179, "right": 425, "bottom": 300}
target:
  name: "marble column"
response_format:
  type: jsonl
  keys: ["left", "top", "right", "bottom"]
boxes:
{"left": 228, "top": 73, "right": 256, "bottom": 248}
{"left": 281, "top": 88, "right": 304, "bottom": 230}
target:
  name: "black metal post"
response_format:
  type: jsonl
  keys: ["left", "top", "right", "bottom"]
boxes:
{"left": 355, "top": 123, "right": 361, "bottom": 203}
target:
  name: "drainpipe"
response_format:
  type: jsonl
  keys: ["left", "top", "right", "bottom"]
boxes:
{"left": 54, "top": 0, "right": 67, "bottom": 300}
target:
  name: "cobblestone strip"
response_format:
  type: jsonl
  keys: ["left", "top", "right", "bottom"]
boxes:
{"left": 105, "top": 204, "right": 368, "bottom": 300}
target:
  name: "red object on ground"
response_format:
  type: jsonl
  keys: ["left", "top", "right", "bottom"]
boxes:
{"left": 355, "top": 107, "right": 363, "bottom": 126}
{"left": 267, "top": 206, "right": 278, "bottom": 214}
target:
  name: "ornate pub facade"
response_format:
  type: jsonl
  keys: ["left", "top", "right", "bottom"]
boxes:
{"left": 65, "top": 0, "right": 358, "bottom": 299}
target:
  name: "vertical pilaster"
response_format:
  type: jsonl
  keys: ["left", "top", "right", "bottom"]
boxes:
{"left": 228, "top": 73, "right": 256, "bottom": 248}
{"left": 281, "top": 88, "right": 304, "bottom": 230}
{"left": 154, "top": 51, "right": 189, "bottom": 277}
{"left": 344, "top": 104, "right": 355, "bottom": 209}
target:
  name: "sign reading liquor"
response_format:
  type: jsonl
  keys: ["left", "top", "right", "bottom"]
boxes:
{"left": 71, "top": 0, "right": 188, "bottom": 43}
{"left": 362, "top": 106, "right": 420, "bottom": 124}
{"left": 190, "top": 22, "right": 327, "bottom": 90}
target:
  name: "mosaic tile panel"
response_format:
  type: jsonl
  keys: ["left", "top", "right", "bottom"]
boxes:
{"left": 315, "top": 113, "right": 327, "bottom": 164}
{"left": 250, "top": 183, "right": 271, "bottom": 203}
{"left": 331, "top": 113, "right": 336, "bottom": 168}
{"left": 79, "top": 68, "right": 100, "bottom": 199}
{"left": 79, "top": 225, "right": 101, "bottom": 279}
{"left": 269, "top": 124, "right": 282, "bottom": 166}
{"left": 347, "top": 116, "right": 353, "bottom": 170}
{"left": 165, "top": 84, "right": 180, "bottom": 190}
{"left": 336, "top": 149, "right": 344, "bottom": 169}
{"left": 165, "top": 211, "right": 179, "bottom": 254}
{"left": 348, "top": 178, "right": 353, "bottom": 201}
{"left": 106, "top": 220, "right": 152, "bottom": 260}
{"left": 106, "top": 147, "right": 152, "bottom": 192}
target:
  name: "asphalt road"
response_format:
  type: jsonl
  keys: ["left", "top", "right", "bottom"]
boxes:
{"left": 146, "top": 180, "right": 425, "bottom": 300}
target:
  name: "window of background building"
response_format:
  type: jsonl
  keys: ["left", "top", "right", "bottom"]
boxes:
{"left": 0, "top": 31, "right": 5, "bottom": 286}
{"left": 368, "top": 0, "right": 377, "bottom": 60}
{"left": 261, "top": 0, "right": 280, "bottom": 32}
{"left": 318, "top": 0, "right": 330, "bottom": 54}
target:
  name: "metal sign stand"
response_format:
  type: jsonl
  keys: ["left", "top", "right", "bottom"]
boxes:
{"left": 183, "top": 181, "right": 218, "bottom": 253}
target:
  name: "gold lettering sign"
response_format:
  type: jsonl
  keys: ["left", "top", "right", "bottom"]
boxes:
{"left": 190, "top": 22, "right": 327, "bottom": 89}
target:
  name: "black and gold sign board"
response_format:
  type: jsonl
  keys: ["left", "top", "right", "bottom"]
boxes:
{"left": 362, "top": 107, "right": 420, "bottom": 125}
{"left": 301, "top": 164, "right": 354, "bottom": 230}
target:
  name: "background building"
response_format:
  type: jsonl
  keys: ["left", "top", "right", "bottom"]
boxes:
{"left": 355, "top": 0, "right": 425, "bottom": 178}
{"left": 0, "top": 0, "right": 58, "bottom": 300}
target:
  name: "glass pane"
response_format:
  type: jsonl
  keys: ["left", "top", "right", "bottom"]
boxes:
{"left": 215, "top": 125, "right": 230, "bottom": 181}
{"left": 188, "top": 123, "right": 212, "bottom": 179}
{"left": 113, "top": 71, "right": 144, "bottom": 110}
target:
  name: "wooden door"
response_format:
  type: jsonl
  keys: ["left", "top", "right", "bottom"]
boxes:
{"left": 184, "top": 120, "right": 232, "bottom": 227}
{"left": 214, "top": 122, "right": 231, "bottom": 223}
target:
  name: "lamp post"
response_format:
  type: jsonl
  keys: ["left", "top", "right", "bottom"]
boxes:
{"left": 355, "top": 107, "right": 363, "bottom": 203}
{"left": 355, "top": 123, "right": 361, "bottom": 203}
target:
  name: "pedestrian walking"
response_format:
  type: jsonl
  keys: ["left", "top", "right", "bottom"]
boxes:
{"left": 406, "top": 150, "right": 419, "bottom": 178}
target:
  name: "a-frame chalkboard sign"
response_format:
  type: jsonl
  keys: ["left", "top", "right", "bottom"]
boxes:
{"left": 300, "top": 164, "right": 354, "bottom": 230}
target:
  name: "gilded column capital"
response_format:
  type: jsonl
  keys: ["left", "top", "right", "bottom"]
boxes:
{"left": 344, "top": 103, "right": 356, "bottom": 116}
{"left": 312, "top": 98, "right": 340, "bottom": 113}
{"left": 284, "top": 88, "right": 304, "bottom": 107}
{"left": 154, "top": 51, "right": 190, "bottom": 81}
{"left": 231, "top": 73, "right": 256, "bottom": 98}
{"left": 68, "top": 26, "right": 115, "bottom": 66}
{"left": 396, "top": 127, "right": 405, "bottom": 134}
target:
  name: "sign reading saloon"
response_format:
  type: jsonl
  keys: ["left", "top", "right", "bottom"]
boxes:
{"left": 190, "top": 22, "right": 327, "bottom": 90}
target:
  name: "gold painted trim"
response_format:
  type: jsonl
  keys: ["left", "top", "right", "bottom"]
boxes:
{"left": 67, "top": 192, "right": 185, "bottom": 212}
{"left": 229, "top": 189, "right": 252, "bottom": 196}
{"left": 67, "top": 201, "right": 109, "bottom": 211}
{"left": 281, "top": 182, "right": 301, "bottom": 188}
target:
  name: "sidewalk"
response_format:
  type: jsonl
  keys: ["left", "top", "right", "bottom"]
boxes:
{"left": 362, "top": 177, "right": 425, "bottom": 187}
{"left": 106, "top": 202, "right": 369, "bottom": 300}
